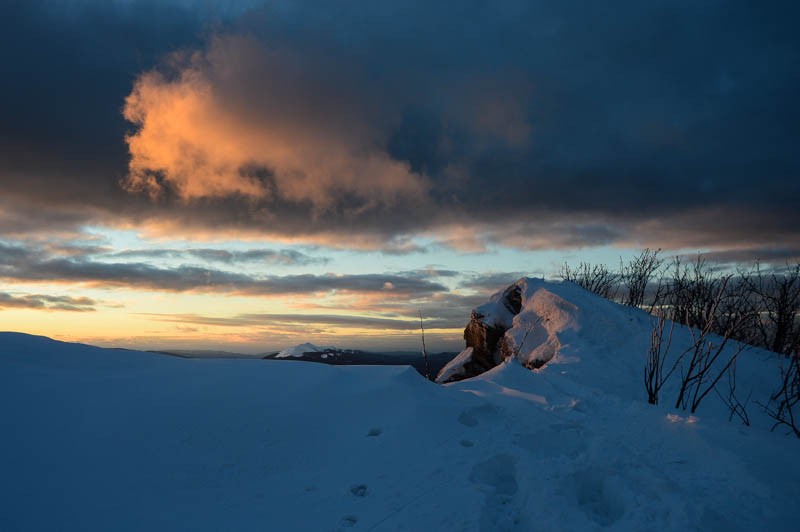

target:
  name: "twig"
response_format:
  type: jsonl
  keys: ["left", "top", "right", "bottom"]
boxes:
{"left": 419, "top": 310, "right": 431, "bottom": 381}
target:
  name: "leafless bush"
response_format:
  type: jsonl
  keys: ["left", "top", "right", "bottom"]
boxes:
{"left": 672, "top": 279, "right": 746, "bottom": 413}
{"left": 664, "top": 256, "right": 723, "bottom": 329}
{"left": 644, "top": 291, "right": 750, "bottom": 416}
{"left": 560, "top": 253, "right": 797, "bottom": 357}
{"left": 558, "top": 252, "right": 799, "bottom": 427}
{"left": 560, "top": 262, "right": 619, "bottom": 299}
{"left": 746, "top": 263, "right": 800, "bottom": 356}
{"left": 763, "top": 350, "right": 800, "bottom": 437}
{"left": 644, "top": 311, "right": 676, "bottom": 405}
{"left": 621, "top": 248, "right": 663, "bottom": 308}
{"left": 715, "top": 269, "right": 762, "bottom": 347}
{"left": 643, "top": 276, "right": 747, "bottom": 415}
{"left": 713, "top": 359, "right": 751, "bottom": 426}
{"left": 419, "top": 310, "right": 431, "bottom": 381}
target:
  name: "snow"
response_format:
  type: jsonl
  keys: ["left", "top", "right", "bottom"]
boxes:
{"left": 275, "top": 342, "right": 332, "bottom": 358}
{"left": 436, "top": 347, "right": 473, "bottom": 384}
{"left": 2, "top": 281, "right": 799, "bottom": 531}
{"left": 503, "top": 279, "right": 581, "bottom": 367}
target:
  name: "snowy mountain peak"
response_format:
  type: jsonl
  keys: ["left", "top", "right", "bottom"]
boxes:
{"left": 275, "top": 342, "right": 333, "bottom": 358}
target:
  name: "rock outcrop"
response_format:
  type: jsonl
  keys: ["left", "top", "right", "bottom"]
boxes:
{"left": 442, "top": 284, "right": 521, "bottom": 382}
{"left": 436, "top": 278, "right": 580, "bottom": 383}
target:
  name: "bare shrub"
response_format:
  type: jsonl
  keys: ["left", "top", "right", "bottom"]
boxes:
{"left": 716, "top": 268, "right": 762, "bottom": 347}
{"left": 560, "top": 262, "right": 619, "bottom": 299}
{"left": 643, "top": 273, "right": 747, "bottom": 415}
{"left": 763, "top": 350, "right": 800, "bottom": 437}
{"left": 672, "top": 278, "right": 746, "bottom": 413}
{"left": 621, "top": 248, "right": 663, "bottom": 308}
{"left": 419, "top": 310, "right": 431, "bottom": 381}
{"left": 644, "top": 311, "right": 676, "bottom": 405}
{"left": 664, "top": 255, "right": 723, "bottom": 329}
{"left": 557, "top": 251, "right": 798, "bottom": 429}
{"left": 747, "top": 263, "right": 800, "bottom": 356}
{"left": 713, "top": 359, "right": 751, "bottom": 426}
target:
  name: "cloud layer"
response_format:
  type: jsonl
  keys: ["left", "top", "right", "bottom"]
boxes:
{"left": 0, "top": 1, "right": 798, "bottom": 258}
{"left": 0, "top": 292, "right": 96, "bottom": 312}
{"left": 0, "top": 242, "right": 446, "bottom": 297}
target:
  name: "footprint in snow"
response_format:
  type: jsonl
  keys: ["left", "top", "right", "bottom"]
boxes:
{"left": 469, "top": 454, "right": 518, "bottom": 495}
{"left": 339, "top": 515, "right": 358, "bottom": 528}
{"left": 469, "top": 454, "right": 527, "bottom": 530}
{"left": 571, "top": 468, "right": 626, "bottom": 526}
{"left": 458, "top": 404, "right": 498, "bottom": 427}
{"left": 350, "top": 484, "right": 368, "bottom": 497}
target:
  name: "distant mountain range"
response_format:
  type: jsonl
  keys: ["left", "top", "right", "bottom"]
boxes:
{"left": 151, "top": 342, "right": 456, "bottom": 378}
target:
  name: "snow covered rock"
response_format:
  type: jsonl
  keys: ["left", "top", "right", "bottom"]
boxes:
{"left": 438, "top": 278, "right": 583, "bottom": 383}
{"left": 436, "top": 283, "right": 521, "bottom": 383}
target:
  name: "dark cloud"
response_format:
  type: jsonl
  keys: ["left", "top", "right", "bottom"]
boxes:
{"left": 0, "top": 1, "right": 798, "bottom": 252}
{"left": 677, "top": 247, "right": 800, "bottom": 268}
{"left": 0, "top": 241, "right": 446, "bottom": 296}
{"left": 393, "top": 268, "right": 461, "bottom": 279}
{"left": 0, "top": 291, "right": 96, "bottom": 312}
{"left": 109, "top": 247, "right": 329, "bottom": 266}
{"left": 460, "top": 272, "right": 528, "bottom": 293}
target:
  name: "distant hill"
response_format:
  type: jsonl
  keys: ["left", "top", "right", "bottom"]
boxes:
{"left": 261, "top": 343, "right": 455, "bottom": 378}
{"left": 150, "top": 342, "right": 455, "bottom": 378}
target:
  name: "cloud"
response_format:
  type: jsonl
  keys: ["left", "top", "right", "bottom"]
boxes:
{"left": 427, "top": 207, "right": 800, "bottom": 261}
{"left": 141, "top": 312, "right": 458, "bottom": 332}
{"left": 0, "top": 241, "right": 446, "bottom": 296}
{"left": 109, "top": 247, "right": 329, "bottom": 266}
{"left": 676, "top": 247, "right": 800, "bottom": 268}
{"left": 294, "top": 289, "right": 487, "bottom": 328}
{"left": 0, "top": 292, "right": 96, "bottom": 312}
{"left": 460, "top": 272, "right": 529, "bottom": 292}
{"left": 0, "top": 1, "right": 798, "bottom": 254}
{"left": 122, "top": 34, "right": 429, "bottom": 212}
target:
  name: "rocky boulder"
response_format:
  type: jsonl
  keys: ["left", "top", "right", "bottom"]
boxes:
{"left": 436, "top": 283, "right": 521, "bottom": 383}
{"left": 436, "top": 278, "right": 580, "bottom": 383}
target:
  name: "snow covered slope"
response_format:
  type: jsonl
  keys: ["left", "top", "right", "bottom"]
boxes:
{"left": 1, "top": 310, "right": 799, "bottom": 531}
{"left": 437, "top": 278, "right": 782, "bottom": 423}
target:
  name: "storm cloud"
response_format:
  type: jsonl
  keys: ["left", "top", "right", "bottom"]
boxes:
{"left": 0, "top": 1, "right": 798, "bottom": 258}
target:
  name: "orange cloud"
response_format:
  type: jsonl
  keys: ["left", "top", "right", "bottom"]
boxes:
{"left": 123, "top": 34, "right": 428, "bottom": 212}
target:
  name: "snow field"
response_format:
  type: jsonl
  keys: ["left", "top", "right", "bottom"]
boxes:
{"left": 2, "top": 279, "right": 799, "bottom": 531}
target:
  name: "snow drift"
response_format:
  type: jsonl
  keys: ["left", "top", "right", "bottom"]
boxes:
{"left": 437, "top": 278, "right": 779, "bottom": 401}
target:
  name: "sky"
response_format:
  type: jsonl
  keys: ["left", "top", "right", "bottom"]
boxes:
{"left": 1, "top": 0, "right": 798, "bottom": 353}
